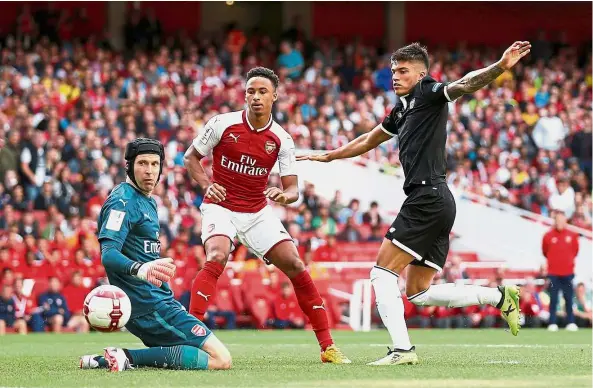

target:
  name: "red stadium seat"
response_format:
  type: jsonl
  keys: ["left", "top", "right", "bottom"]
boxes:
{"left": 217, "top": 269, "right": 234, "bottom": 289}
{"left": 215, "top": 288, "right": 235, "bottom": 312}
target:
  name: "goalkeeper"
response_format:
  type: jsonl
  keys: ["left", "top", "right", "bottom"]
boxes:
{"left": 80, "top": 138, "right": 232, "bottom": 372}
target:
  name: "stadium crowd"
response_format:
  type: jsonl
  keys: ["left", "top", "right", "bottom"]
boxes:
{"left": 0, "top": 8, "right": 591, "bottom": 333}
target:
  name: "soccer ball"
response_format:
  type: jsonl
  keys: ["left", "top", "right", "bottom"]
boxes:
{"left": 83, "top": 285, "right": 132, "bottom": 332}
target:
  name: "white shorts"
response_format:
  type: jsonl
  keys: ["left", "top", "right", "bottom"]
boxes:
{"left": 200, "top": 203, "right": 293, "bottom": 260}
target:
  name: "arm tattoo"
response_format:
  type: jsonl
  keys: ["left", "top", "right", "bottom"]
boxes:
{"left": 446, "top": 63, "right": 505, "bottom": 101}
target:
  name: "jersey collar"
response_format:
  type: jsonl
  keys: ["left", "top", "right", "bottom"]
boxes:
{"left": 399, "top": 94, "right": 409, "bottom": 110}
{"left": 242, "top": 110, "right": 273, "bottom": 132}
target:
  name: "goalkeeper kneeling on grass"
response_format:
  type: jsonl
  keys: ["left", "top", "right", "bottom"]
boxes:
{"left": 80, "top": 138, "right": 231, "bottom": 372}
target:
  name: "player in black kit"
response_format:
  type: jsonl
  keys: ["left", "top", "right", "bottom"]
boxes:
{"left": 298, "top": 41, "right": 531, "bottom": 365}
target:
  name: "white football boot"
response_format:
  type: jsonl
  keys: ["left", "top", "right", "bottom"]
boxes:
{"left": 80, "top": 354, "right": 102, "bottom": 369}
{"left": 367, "top": 346, "right": 419, "bottom": 366}
{"left": 103, "top": 347, "right": 134, "bottom": 372}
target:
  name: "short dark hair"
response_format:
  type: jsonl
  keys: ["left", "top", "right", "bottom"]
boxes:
{"left": 246, "top": 67, "right": 279, "bottom": 90}
{"left": 391, "top": 42, "right": 430, "bottom": 70}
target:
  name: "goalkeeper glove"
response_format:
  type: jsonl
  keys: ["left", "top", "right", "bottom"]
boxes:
{"left": 130, "top": 258, "right": 176, "bottom": 287}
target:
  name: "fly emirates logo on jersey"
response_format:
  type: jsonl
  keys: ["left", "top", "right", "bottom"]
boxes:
{"left": 220, "top": 154, "right": 269, "bottom": 176}
{"left": 143, "top": 240, "right": 161, "bottom": 255}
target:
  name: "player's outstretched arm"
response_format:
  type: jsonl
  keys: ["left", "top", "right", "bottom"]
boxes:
{"left": 296, "top": 124, "right": 392, "bottom": 163}
{"left": 446, "top": 41, "right": 531, "bottom": 101}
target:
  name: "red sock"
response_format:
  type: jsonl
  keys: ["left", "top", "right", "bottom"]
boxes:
{"left": 291, "top": 271, "right": 333, "bottom": 351}
{"left": 189, "top": 261, "right": 225, "bottom": 320}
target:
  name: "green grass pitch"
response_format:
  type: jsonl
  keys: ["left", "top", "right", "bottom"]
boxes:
{"left": 0, "top": 329, "right": 591, "bottom": 387}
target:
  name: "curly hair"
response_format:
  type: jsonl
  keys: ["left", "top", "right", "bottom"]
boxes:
{"left": 246, "top": 67, "right": 279, "bottom": 90}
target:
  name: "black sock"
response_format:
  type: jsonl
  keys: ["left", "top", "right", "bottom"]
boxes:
{"left": 122, "top": 348, "right": 134, "bottom": 364}
{"left": 495, "top": 286, "right": 505, "bottom": 309}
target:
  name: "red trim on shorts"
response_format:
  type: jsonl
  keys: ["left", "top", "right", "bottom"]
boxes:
{"left": 202, "top": 234, "right": 235, "bottom": 251}
{"left": 263, "top": 238, "right": 294, "bottom": 260}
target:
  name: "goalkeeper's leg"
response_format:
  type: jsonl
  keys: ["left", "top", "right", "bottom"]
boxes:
{"left": 104, "top": 334, "right": 230, "bottom": 371}
{"left": 82, "top": 302, "right": 231, "bottom": 371}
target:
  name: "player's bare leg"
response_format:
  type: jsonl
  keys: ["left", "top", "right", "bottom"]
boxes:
{"left": 189, "top": 236, "right": 232, "bottom": 320}
{"left": 0, "top": 320, "right": 6, "bottom": 336}
{"left": 368, "top": 239, "right": 418, "bottom": 365}
{"left": 406, "top": 265, "right": 520, "bottom": 336}
{"left": 201, "top": 333, "right": 233, "bottom": 370}
{"left": 266, "top": 241, "right": 351, "bottom": 364}
{"left": 369, "top": 240, "right": 521, "bottom": 366}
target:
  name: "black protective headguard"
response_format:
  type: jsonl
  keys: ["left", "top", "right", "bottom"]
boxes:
{"left": 124, "top": 138, "right": 165, "bottom": 187}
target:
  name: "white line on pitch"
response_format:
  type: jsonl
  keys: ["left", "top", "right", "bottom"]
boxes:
{"left": 486, "top": 360, "right": 521, "bottom": 364}
{"left": 221, "top": 343, "right": 591, "bottom": 348}
{"left": 369, "top": 343, "right": 591, "bottom": 348}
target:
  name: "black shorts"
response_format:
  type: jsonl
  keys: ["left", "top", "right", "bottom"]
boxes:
{"left": 385, "top": 183, "right": 456, "bottom": 271}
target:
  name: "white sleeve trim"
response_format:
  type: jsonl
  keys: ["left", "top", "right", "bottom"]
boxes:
{"left": 278, "top": 135, "right": 297, "bottom": 177}
{"left": 379, "top": 124, "right": 396, "bottom": 137}
{"left": 192, "top": 117, "right": 223, "bottom": 156}
{"left": 443, "top": 85, "right": 453, "bottom": 102}
{"left": 443, "top": 85, "right": 455, "bottom": 102}
{"left": 192, "top": 136, "right": 208, "bottom": 156}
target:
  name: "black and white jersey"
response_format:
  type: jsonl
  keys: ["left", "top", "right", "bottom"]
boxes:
{"left": 381, "top": 75, "right": 453, "bottom": 195}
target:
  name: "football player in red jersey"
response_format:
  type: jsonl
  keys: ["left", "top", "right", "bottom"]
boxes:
{"left": 184, "top": 67, "right": 350, "bottom": 364}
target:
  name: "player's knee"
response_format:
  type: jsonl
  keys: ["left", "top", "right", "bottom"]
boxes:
{"left": 219, "top": 353, "right": 232, "bottom": 370}
{"left": 282, "top": 256, "right": 305, "bottom": 278}
{"left": 207, "top": 249, "right": 228, "bottom": 266}
{"left": 406, "top": 286, "right": 430, "bottom": 305}
{"left": 212, "top": 349, "right": 232, "bottom": 370}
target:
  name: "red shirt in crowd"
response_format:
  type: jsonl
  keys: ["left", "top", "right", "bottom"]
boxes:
{"left": 272, "top": 294, "right": 302, "bottom": 322}
{"left": 542, "top": 227, "right": 579, "bottom": 276}
{"left": 62, "top": 284, "right": 90, "bottom": 314}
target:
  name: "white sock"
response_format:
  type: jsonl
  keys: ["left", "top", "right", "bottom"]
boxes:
{"left": 408, "top": 283, "right": 503, "bottom": 308}
{"left": 370, "top": 265, "right": 412, "bottom": 351}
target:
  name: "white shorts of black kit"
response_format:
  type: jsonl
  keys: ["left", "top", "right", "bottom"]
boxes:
{"left": 384, "top": 183, "right": 456, "bottom": 271}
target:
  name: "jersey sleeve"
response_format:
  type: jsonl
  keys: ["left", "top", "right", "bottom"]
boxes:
{"left": 192, "top": 116, "right": 223, "bottom": 157}
{"left": 420, "top": 78, "right": 455, "bottom": 105}
{"left": 380, "top": 107, "right": 399, "bottom": 136}
{"left": 97, "top": 196, "right": 135, "bottom": 246}
{"left": 278, "top": 133, "right": 297, "bottom": 176}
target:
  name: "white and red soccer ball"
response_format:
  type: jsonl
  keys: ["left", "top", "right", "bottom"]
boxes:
{"left": 83, "top": 285, "right": 131, "bottom": 332}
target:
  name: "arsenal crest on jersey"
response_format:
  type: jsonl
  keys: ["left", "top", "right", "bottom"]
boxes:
{"left": 265, "top": 141, "right": 276, "bottom": 154}
{"left": 191, "top": 324, "right": 207, "bottom": 337}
